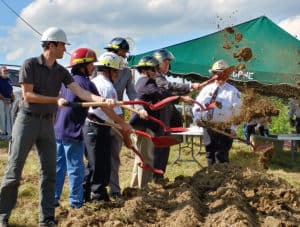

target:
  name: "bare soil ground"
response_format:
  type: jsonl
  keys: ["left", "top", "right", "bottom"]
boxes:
{"left": 0, "top": 142, "right": 300, "bottom": 226}
{"left": 55, "top": 163, "right": 300, "bottom": 227}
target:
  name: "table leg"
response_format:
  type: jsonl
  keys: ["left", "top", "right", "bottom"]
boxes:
{"left": 291, "top": 140, "right": 296, "bottom": 168}
{"left": 171, "top": 142, "right": 182, "bottom": 165}
{"left": 191, "top": 136, "right": 203, "bottom": 168}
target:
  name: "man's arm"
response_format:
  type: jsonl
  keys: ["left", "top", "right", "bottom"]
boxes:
{"left": 22, "top": 83, "right": 60, "bottom": 103}
{"left": 156, "top": 75, "right": 190, "bottom": 95}
{"left": 68, "top": 82, "right": 107, "bottom": 103}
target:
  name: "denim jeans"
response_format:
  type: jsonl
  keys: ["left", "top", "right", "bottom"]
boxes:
{"left": 0, "top": 101, "right": 12, "bottom": 137}
{"left": 0, "top": 111, "right": 56, "bottom": 224}
{"left": 55, "top": 139, "right": 85, "bottom": 207}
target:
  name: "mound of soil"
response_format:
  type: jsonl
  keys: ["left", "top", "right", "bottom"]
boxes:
{"left": 56, "top": 164, "right": 300, "bottom": 226}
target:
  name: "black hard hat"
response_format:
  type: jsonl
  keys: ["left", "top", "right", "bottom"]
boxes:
{"left": 104, "top": 37, "right": 130, "bottom": 52}
{"left": 153, "top": 49, "right": 175, "bottom": 63}
{"left": 133, "top": 56, "right": 159, "bottom": 69}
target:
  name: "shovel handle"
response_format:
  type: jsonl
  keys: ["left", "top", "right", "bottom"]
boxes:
{"left": 122, "top": 105, "right": 187, "bottom": 133}
{"left": 199, "top": 74, "right": 218, "bottom": 87}
{"left": 209, "top": 126, "right": 272, "bottom": 152}
{"left": 63, "top": 101, "right": 125, "bottom": 108}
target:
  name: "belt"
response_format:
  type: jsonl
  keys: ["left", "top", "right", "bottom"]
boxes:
{"left": 21, "top": 110, "right": 54, "bottom": 119}
{"left": 87, "top": 114, "right": 105, "bottom": 124}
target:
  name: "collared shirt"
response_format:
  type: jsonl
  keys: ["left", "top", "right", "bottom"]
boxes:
{"left": 192, "top": 82, "right": 241, "bottom": 123}
{"left": 192, "top": 81, "right": 241, "bottom": 145}
{"left": 19, "top": 55, "right": 74, "bottom": 114}
{"left": 88, "top": 74, "right": 122, "bottom": 122}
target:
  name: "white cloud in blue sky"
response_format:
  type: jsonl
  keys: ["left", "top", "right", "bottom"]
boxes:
{"left": 0, "top": 0, "right": 299, "bottom": 66}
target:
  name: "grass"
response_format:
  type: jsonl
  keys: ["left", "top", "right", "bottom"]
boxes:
{"left": 0, "top": 136, "right": 299, "bottom": 226}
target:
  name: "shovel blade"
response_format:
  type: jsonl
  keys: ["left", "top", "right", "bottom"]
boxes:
{"left": 253, "top": 143, "right": 274, "bottom": 152}
{"left": 139, "top": 162, "right": 164, "bottom": 174}
{"left": 168, "top": 127, "right": 188, "bottom": 132}
{"left": 152, "top": 136, "right": 181, "bottom": 147}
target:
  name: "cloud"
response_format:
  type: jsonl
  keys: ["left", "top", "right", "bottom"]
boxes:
{"left": 279, "top": 15, "right": 300, "bottom": 39}
{"left": 1, "top": 0, "right": 300, "bottom": 65}
{"left": 6, "top": 48, "right": 25, "bottom": 61}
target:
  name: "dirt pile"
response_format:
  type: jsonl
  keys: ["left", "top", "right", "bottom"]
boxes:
{"left": 56, "top": 164, "right": 300, "bottom": 226}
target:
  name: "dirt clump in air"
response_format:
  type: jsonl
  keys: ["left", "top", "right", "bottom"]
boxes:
{"left": 233, "top": 47, "right": 253, "bottom": 62}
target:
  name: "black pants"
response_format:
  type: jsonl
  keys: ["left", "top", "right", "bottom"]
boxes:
{"left": 295, "top": 118, "right": 300, "bottom": 147}
{"left": 153, "top": 146, "right": 170, "bottom": 179}
{"left": 83, "top": 121, "right": 111, "bottom": 196}
{"left": 205, "top": 129, "right": 233, "bottom": 166}
{"left": 243, "top": 124, "right": 257, "bottom": 141}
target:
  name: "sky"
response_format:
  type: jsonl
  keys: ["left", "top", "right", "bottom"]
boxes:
{"left": 0, "top": 0, "right": 300, "bottom": 67}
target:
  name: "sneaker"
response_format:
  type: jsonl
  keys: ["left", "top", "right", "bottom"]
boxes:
{"left": 70, "top": 203, "right": 82, "bottom": 209}
{"left": 0, "top": 220, "right": 8, "bottom": 227}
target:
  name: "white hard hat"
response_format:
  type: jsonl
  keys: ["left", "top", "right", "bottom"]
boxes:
{"left": 41, "top": 27, "right": 70, "bottom": 45}
{"left": 209, "top": 59, "right": 229, "bottom": 73}
{"left": 94, "top": 52, "right": 124, "bottom": 70}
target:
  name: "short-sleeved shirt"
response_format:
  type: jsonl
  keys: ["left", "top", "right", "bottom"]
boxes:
{"left": 88, "top": 74, "right": 122, "bottom": 122}
{"left": 19, "top": 55, "right": 74, "bottom": 114}
{"left": 54, "top": 74, "right": 99, "bottom": 141}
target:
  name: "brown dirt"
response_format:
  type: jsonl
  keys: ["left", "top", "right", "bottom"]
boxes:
{"left": 233, "top": 47, "right": 253, "bottom": 62}
{"left": 56, "top": 163, "right": 300, "bottom": 226}
{"left": 201, "top": 89, "right": 279, "bottom": 131}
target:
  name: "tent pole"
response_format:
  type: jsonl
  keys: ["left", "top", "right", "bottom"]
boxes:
{"left": 182, "top": 77, "right": 187, "bottom": 143}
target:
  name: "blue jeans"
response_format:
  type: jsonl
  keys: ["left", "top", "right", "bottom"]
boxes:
{"left": 55, "top": 139, "right": 85, "bottom": 208}
{"left": 0, "top": 111, "right": 56, "bottom": 224}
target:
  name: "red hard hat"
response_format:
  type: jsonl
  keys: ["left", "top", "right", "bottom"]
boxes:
{"left": 69, "top": 48, "right": 97, "bottom": 67}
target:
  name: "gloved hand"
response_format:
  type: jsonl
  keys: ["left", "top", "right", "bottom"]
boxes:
{"left": 195, "top": 119, "right": 206, "bottom": 127}
{"left": 289, "top": 118, "right": 296, "bottom": 127}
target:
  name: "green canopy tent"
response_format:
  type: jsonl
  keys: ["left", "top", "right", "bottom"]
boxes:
{"left": 128, "top": 16, "right": 300, "bottom": 98}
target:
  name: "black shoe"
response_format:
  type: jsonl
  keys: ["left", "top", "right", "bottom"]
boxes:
{"left": 39, "top": 218, "right": 57, "bottom": 227}
{"left": 83, "top": 187, "right": 91, "bottom": 203}
{"left": 110, "top": 192, "right": 121, "bottom": 199}
{"left": 91, "top": 191, "right": 110, "bottom": 202}
{"left": 54, "top": 200, "right": 60, "bottom": 207}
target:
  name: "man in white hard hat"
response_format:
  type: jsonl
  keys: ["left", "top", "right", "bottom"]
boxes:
{"left": 83, "top": 52, "right": 132, "bottom": 203}
{"left": 192, "top": 59, "right": 241, "bottom": 166}
{"left": 0, "top": 27, "right": 123, "bottom": 227}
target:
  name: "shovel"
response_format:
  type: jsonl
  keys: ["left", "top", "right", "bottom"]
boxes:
{"left": 208, "top": 126, "right": 274, "bottom": 152}
{"left": 90, "top": 120, "right": 180, "bottom": 148}
{"left": 64, "top": 96, "right": 181, "bottom": 111}
{"left": 122, "top": 105, "right": 188, "bottom": 133}
{"left": 93, "top": 121, "right": 164, "bottom": 174}
{"left": 134, "top": 129, "right": 180, "bottom": 147}
{"left": 129, "top": 144, "right": 164, "bottom": 174}
{"left": 195, "top": 100, "right": 273, "bottom": 152}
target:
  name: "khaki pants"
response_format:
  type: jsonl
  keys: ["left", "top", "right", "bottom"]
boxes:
{"left": 130, "top": 129, "right": 154, "bottom": 188}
